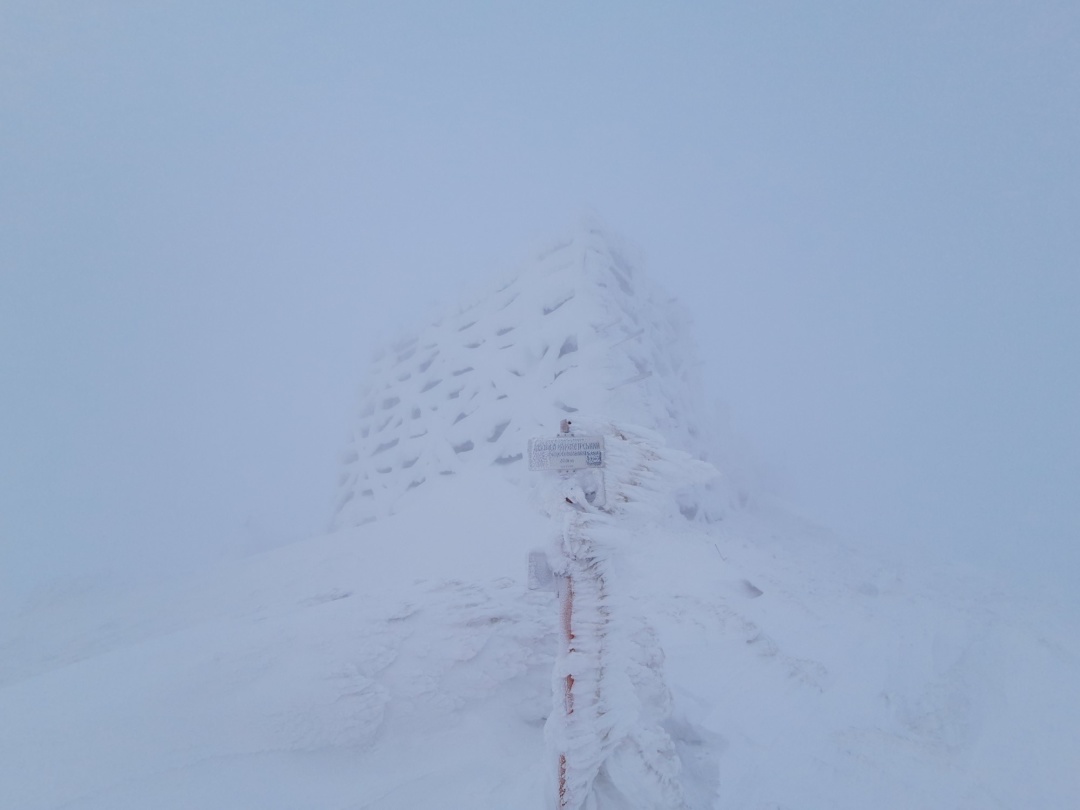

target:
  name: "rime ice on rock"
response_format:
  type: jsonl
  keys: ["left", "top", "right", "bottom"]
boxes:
{"left": 333, "top": 225, "right": 728, "bottom": 529}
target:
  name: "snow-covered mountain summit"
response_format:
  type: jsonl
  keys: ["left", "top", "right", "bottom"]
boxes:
{"left": 333, "top": 225, "right": 726, "bottom": 529}
{"left": 3, "top": 227, "right": 1078, "bottom": 810}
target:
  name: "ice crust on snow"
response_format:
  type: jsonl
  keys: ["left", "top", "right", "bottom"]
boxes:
{"left": 333, "top": 226, "right": 728, "bottom": 530}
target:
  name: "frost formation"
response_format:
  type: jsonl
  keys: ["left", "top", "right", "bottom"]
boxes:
{"left": 333, "top": 225, "right": 729, "bottom": 529}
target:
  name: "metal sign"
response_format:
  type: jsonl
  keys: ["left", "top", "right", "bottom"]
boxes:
{"left": 528, "top": 435, "right": 605, "bottom": 471}
{"left": 527, "top": 550, "right": 557, "bottom": 592}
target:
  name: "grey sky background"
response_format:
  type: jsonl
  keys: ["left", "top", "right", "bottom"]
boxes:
{"left": 2, "top": 2, "right": 1077, "bottom": 611}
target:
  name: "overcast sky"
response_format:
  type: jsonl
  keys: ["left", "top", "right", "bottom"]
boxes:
{"left": 2, "top": 1, "right": 1077, "bottom": 611}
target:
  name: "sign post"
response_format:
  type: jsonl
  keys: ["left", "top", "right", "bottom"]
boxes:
{"left": 528, "top": 419, "right": 606, "bottom": 809}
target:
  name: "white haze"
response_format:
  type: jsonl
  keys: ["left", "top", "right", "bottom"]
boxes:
{"left": 1, "top": 2, "right": 1078, "bottom": 611}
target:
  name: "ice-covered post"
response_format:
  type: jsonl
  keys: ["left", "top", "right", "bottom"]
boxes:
{"left": 528, "top": 419, "right": 605, "bottom": 809}
{"left": 530, "top": 419, "right": 711, "bottom": 809}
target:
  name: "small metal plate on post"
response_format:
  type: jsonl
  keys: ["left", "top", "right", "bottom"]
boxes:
{"left": 528, "top": 551, "right": 557, "bottom": 592}
{"left": 528, "top": 436, "right": 605, "bottom": 471}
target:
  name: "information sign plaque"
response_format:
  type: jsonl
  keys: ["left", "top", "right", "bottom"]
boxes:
{"left": 528, "top": 435, "right": 605, "bottom": 471}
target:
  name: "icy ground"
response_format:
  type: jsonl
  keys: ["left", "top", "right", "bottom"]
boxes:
{"left": 2, "top": 461, "right": 1078, "bottom": 808}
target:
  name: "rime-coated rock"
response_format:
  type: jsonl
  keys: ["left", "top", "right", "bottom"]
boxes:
{"left": 333, "top": 225, "right": 729, "bottom": 529}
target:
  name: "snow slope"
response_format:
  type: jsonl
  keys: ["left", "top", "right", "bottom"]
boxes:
{"left": 2, "top": 227, "right": 1078, "bottom": 809}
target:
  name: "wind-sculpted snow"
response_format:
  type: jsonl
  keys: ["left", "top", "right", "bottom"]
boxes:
{"left": 0, "top": 475, "right": 562, "bottom": 809}
{"left": 333, "top": 226, "right": 728, "bottom": 530}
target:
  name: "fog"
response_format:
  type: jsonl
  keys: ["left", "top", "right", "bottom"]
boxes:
{"left": 2, "top": 2, "right": 1077, "bottom": 611}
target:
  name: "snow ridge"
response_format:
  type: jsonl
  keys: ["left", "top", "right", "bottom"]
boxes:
{"left": 333, "top": 225, "right": 728, "bottom": 530}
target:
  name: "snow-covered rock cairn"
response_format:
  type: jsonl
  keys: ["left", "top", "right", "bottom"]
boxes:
{"left": 332, "top": 224, "right": 733, "bottom": 531}
{"left": 534, "top": 417, "right": 716, "bottom": 810}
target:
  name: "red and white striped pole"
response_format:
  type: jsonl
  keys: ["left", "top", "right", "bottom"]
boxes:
{"left": 558, "top": 572, "right": 575, "bottom": 808}
{"left": 529, "top": 419, "right": 606, "bottom": 809}
{"left": 557, "top": 417, "right": 575, "bottom": 809}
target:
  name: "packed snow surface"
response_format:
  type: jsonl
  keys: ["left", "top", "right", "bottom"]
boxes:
{"left": 3, "top": 227, "right": 1077, "bottom": 808}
